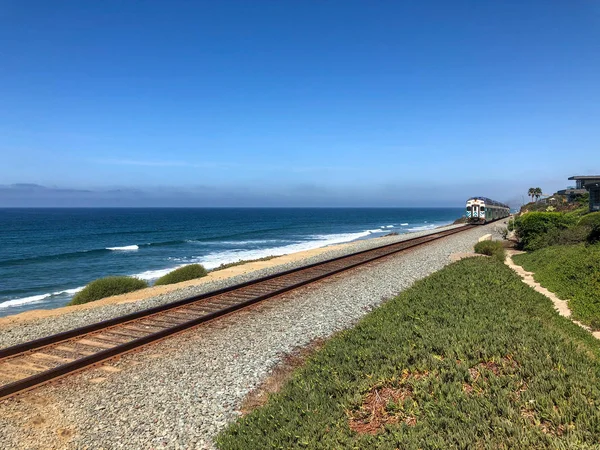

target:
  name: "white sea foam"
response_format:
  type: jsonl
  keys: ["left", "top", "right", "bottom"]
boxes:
{"left": 406, "top": 222, "right": 452, "bottom": 232}
{"left": 0, "top": 294, "right": 51, "bottom": 309}
{"left": 133, "top": 266, "right": 184, "bottom": 281}
{"left": 0, "top": 286, "right": 87, "bottom": 309}
{"left": 132, "top": 228, "right": 389, "bottom": 279}
{"left": 400, "top": 223, "right": 409, "bottom": 226}
{"left": 132, "top": 227, "right": 395, "bottom": 281}
{"left": 406, "top": 224, "right": 437, "bottom": 232}
{"left": 107, "top": 245, "right": 139, "bottom": 251}
{"left": 194, "top": 229, "right": 387, "bottom": 270}
{"left": 199, "top": 239, "right": 285, "bottom": 246}
{"left": 385, "top": 225, "right": 394, "bottom": 228}
{"left": 53, "top": 287, "right": 85, "bottom": 296}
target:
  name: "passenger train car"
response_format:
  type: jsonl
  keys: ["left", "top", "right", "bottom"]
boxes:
{"left": 466, "top": 197, "right": 510, "bottom": 224}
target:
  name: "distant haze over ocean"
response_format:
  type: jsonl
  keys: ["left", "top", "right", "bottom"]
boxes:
{"left": 0, "top": 207, "right": 462, "bottom": 317}
{"left": 0, "top": 183, "right": 522, "bottom": 209}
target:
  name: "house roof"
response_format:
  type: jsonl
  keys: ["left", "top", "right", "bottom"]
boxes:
{"left": 568, "top": 175, "right": 600, "bottom": 180}
{"left": 557, "top": 188, "right": 587, "bottom": 194}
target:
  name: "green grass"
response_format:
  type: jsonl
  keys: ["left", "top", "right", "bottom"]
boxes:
{"left": 69, "top": 276, "right": 148, "bottom": 305}
{"left": 513, "top": 244, "right": 600, "bottom": 330}
{"left": 153, "top": 264, "right": 208, "bottom": 286}
{"left": 217, "top": 258, "right": 600, "bottom": 449}
{"left": 474, "top": 240, "right": 505, "bottom": 262}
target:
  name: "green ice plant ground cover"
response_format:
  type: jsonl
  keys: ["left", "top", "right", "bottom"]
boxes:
{"left": 217, "top": 257, "right": 600, "bottom": 449}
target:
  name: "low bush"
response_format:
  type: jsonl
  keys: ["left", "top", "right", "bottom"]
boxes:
{"left": 513, "top": 212, "right": 577, "bottom": 251}
{"left": 507, "top": 219, "right": 515, "bottom": 232}
{"left": 580, "top": 210, "right": 600, "bottom": 244}
{"left": 588, "top": 223, "right": 600, "bottom": 244}
{"left": 70, "top": 276, "right": 148, "bottom": 305}
{"left": 565, "top": 205, "right": 592, "bottom": 220}
{"left": 473, "top": 240, "right": 505, "bottom": 262}
{"left": 579, "top": 212, "right": 600, "bottom": 228}
{"left": 218, "top": 258, "right": 600, "bottom": 449}
{"left": 154, "top": 264, "right": 208, "bottom": 286}
{"left": 527, "top": 225, "right": 592, "bottom": 249}
{"left": 513, "top": 244, "right": 600, "bottom": 329}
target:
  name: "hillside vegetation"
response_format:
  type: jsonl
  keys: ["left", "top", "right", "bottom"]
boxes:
{"left": 510, "top": 211, "right": 598, "bottom": 251}
{"left": 218, "top": 258, "right": 600, "bottom": 449}
{"left": 519, "top": 193, "right": 589, "bottom": 215}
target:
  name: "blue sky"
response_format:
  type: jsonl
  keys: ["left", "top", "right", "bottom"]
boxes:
{"left": 1, "top": 0, "right": 599, "bottom": 207}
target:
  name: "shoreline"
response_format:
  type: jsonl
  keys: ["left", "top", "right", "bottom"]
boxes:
{"left": 0, "top": 222, "right": 458, "bottom": 330}
{"left": 0, "top": 227, "right": 449, "bottom": 315}
{"left": 0, "top": 240, "right": 356, "bottom": 328}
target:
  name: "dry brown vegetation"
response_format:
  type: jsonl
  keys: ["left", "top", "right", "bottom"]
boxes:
{"left": 347, "top": 371, "right": 427, "bottom": 435}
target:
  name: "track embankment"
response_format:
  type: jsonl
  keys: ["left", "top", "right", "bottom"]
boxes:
{"left": 0, "top": 223, "right": 501, "bottom": 450}
{"left": 0, "top": 226, "right": 474, "bottom": 400}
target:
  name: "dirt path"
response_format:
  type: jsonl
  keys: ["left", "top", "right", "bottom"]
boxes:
{"left": 505, "top": 250, "right": 600, "bottom": 339}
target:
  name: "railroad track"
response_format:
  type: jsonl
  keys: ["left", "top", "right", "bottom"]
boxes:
{"left": 0, "top": 225, "right": 476, "bottom": 400}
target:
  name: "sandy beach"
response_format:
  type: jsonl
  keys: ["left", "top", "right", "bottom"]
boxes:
{"left": 0, "top": 241, "right": 355, "bottom": 328}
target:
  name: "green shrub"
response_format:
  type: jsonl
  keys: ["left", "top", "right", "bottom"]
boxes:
{"left": 565, "top": 205, "right": 591, "bottom": 220}
{"left": 70, "top": 276, "right": 148, "bottom": 305}
{"left": 556, "top": 225, "right": 592, "bottom": 245}
{"left": 507, "top": 220, "right": 514, "bottom": 232}
{"left": 579, "top": 210, "right": 600, "bottom": 244}
{"left": 474, "top": 240, "right": 505, "bottom": 262}
{"left": 154, "top": 264, "right": 207, "bottom": 286}
{"left": 526, "top": 225, "right": 591, "bottom": 249}
{"left": 513, "top": 212, "right": 577, "bottom": 251}
{"left": 578, "top": 212, "right": 600, "bottom": 228}
{"left": 589, "top": 224, "right": 600, "bottom": 244}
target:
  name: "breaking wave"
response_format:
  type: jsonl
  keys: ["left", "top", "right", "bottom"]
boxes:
{"left": 0, "top": 286, "right": 84, "bottom": 309}
{"left": 107, "top": 245, "right": 139, "bottom": 251}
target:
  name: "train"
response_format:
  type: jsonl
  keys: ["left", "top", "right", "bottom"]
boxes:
{"left": 466, "top": 197, "right": 510, "bottom": 224}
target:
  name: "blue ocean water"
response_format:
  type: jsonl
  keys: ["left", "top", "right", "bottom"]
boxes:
{"left": 0, "top": 208, "right": 462, "bottom": 317}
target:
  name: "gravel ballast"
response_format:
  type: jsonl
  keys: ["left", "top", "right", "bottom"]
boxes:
{"left": 0, "top": 222, "right": 505, "bottom": 449}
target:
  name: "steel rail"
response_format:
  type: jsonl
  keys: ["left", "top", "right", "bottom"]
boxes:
{"left": 0, "top": 225, "right": 475, "bottom": 400}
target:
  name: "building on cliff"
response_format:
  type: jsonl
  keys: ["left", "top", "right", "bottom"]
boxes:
{"left": 567, "top": 176, "right": 600, "bottom": 212}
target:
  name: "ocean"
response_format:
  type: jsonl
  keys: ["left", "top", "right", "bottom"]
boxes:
{"left": 0, "top": 207, "right": 462, "bottom": 317}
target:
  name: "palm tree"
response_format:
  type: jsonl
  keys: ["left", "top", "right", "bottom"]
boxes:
{"left": 535, "top": 187, "right": 542, "bottom": 201}
{"left": 528, "top": 188, "right": 536, "bottom": 202}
